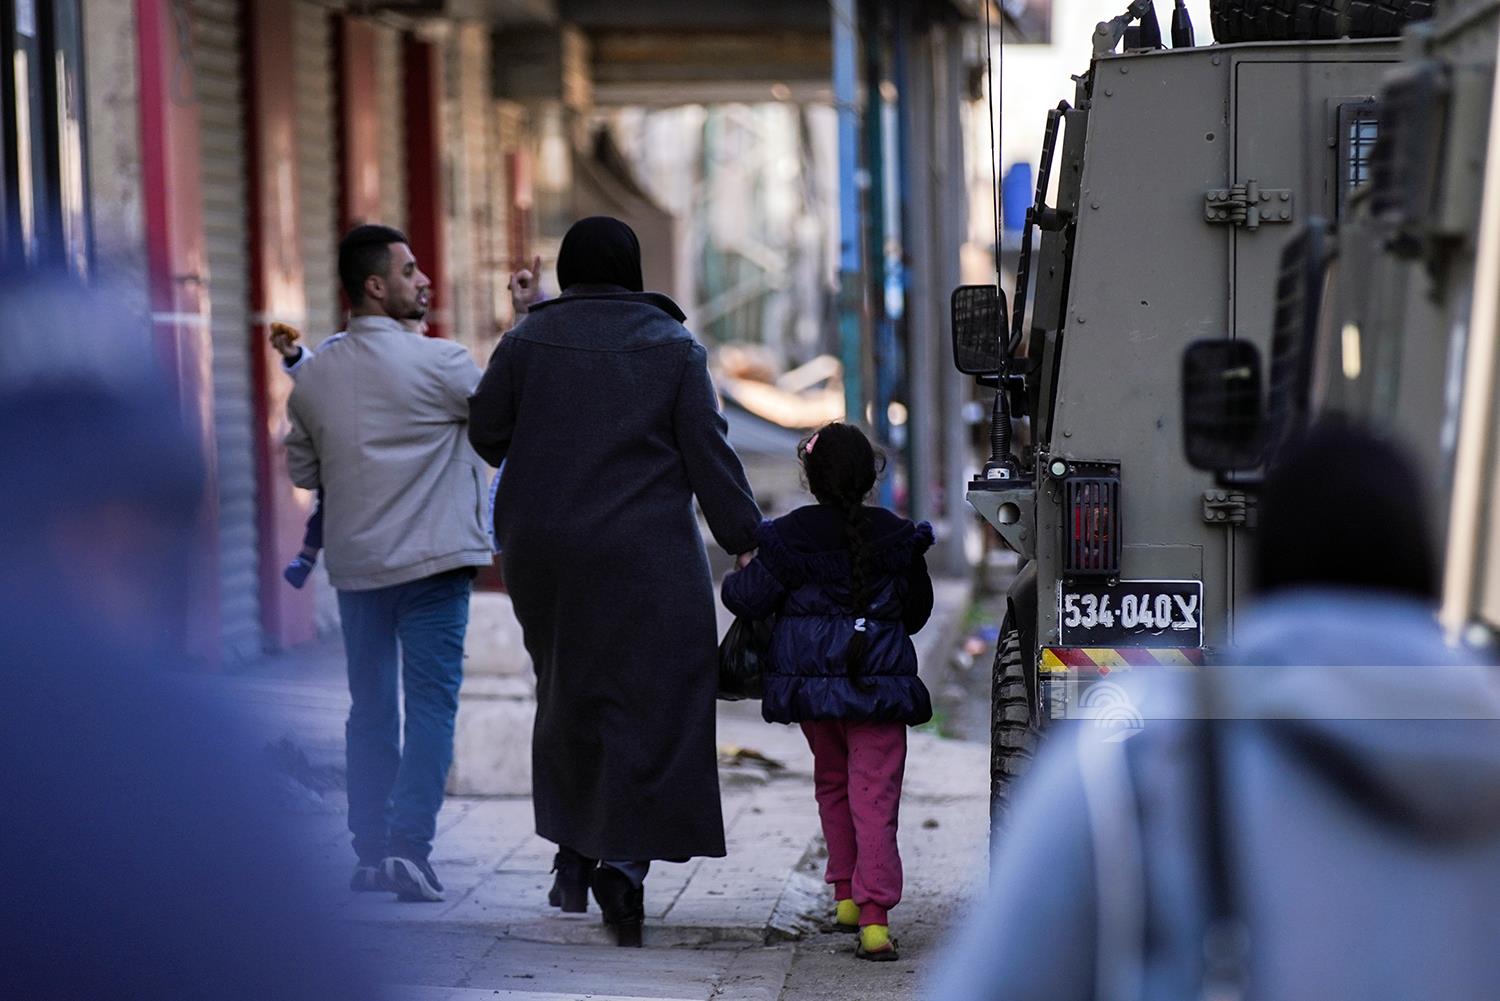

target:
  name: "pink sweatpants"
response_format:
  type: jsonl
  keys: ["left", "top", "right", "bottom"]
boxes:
{"left": 800, "top": 720, "right": 907, "bottom": 926}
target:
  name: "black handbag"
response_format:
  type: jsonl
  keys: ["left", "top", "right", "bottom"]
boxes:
{"left": 717, "top": 616, "right": 772, "bottom": 700}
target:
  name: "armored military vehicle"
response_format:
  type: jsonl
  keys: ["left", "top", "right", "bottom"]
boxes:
{"left": 953, "top": 0, "right": 1435, "bottom": 815}
{"left": 1182, "top": 0, "right": 1500, "bottom": 643}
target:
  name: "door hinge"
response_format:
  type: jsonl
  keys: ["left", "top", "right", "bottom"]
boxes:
{"left": 1204, "top": 180, "right": 1294, "bottom": 230}
{"left": 1203, "top": 490, "right": 1257, "bottom": 526}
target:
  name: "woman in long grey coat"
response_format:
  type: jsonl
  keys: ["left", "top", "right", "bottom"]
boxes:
{"left": 467, "top": 217, "right": 761, "bottom": 946}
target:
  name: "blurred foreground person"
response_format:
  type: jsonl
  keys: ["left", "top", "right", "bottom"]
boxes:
{"left": 933, "top": 422, "right": 1500, "bottom": 1000}
{"left": 0, "top": 272, "right": 378, "bottom": 1001}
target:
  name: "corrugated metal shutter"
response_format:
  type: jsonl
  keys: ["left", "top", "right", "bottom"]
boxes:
{"left": 295, "top": 1, "right": 343, "bottom": 634}
{"left": 295, "top": 2, "right": 340, "bottom": 341}
{"left": 444, "top": 24, "right": 496, "bottom": 354}
{"left": 373, "top": 24, "right": 406, "bottom": 232}
{"left": 193, "top": 0, "right": 261, "bottom": 662}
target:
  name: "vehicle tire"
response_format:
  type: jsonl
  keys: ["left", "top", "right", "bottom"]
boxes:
{"left": 1209, "top": 0, "right": 1434, "bottom": 43}
{"left": 991, "top": 618, "right": 1039, "bottom": 824}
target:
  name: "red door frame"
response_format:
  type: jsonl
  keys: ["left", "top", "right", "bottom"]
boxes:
{"left": 403, "top": 35, "right": 446, "bottom": 339}
{"left": 245, "top": 0, "right": 316, "bottom": 650}
{"left": 136, "top": 0, "right": 221, "bottom": 666}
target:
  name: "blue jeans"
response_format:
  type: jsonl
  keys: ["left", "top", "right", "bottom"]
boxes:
{"left": 338, "top": 569, "right": 471, "bottom": 864}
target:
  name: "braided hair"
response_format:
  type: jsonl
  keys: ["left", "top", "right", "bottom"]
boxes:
{"left": 798, "top": 423, "right": 887, "bottom": 689}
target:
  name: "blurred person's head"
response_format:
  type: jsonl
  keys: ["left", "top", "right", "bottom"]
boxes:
{"left": 0, "top": 270, "right": 204, "bottom": 654}
{"left": 557, "top": 215, "right": 644, "bottom": 293}
{"left": 0, "top": 266, "right": 384, "bottom": 1001}
{"left": 339, "top": 223, "right": 430, "bottom": 321}
{"left": 1254, "top": 420, "right": 1436, "bottom": 600}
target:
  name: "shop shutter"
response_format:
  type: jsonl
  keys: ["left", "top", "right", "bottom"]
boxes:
{"left": 373, "top": 24, "right": 407, "bottom": 232}
{"left": 192, "top": 0, "right": 260, "bottom": 662}
{"left": 295, "top": 1, "right": 340, "bottom": 340}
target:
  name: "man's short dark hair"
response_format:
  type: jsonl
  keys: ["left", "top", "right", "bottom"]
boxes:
{"left": 338, "top": 224, "right": 409, "bottom": 305}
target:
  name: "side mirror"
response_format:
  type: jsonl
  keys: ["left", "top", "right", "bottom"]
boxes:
{"left": 951, "top": 285, "right": 1010, "bottom": 376}
{"left": 1181, "top": 339, "right": 1265, "bottom": 472}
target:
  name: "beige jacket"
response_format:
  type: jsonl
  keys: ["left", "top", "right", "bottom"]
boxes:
{"left": 285, "top": 316, "right": 493, "bottom": 591}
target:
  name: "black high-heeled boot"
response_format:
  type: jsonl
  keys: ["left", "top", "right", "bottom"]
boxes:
{"left": 590, "top": 864, "right": 645, "bottom": 947}
{"left": 547, "top": 846, "right": 594, "bottom": 913}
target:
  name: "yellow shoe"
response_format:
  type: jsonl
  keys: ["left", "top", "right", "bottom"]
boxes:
{"left": 835, "top": 898, "right": 860, "bottom": 929}
{"left": 856, "top": 924, "right": 899, "bottom": 961}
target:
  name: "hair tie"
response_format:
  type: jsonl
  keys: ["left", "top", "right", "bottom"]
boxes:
{"left": 804, "top": 432, "right": 819, "bottom": 455}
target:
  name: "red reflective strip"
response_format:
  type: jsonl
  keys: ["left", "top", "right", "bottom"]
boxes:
{"left": 1117, "top": 647, "right": 1163, "bottom": 667}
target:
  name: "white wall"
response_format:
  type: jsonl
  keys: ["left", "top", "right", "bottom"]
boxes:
{"left": 983, "top": 0, "right": 1215, "bottom": 207}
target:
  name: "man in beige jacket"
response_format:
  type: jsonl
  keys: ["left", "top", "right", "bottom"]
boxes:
{"left": 285, "top": 224, "right": 492, "bottom": 903}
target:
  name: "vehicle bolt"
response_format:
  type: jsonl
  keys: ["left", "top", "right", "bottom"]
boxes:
{"left": 1280, "top": 210, "right": 1290, "bottom": 220}
{"left": 1091, "top": 200, "right": 1100, "bottom": 209}
{"left": 1104, "top": 88, "right": 1114, "bottom": 97}
{"left": 1211, "top": 55, "right": 1222, "bottom": 65}
{"left": 1260, "top": 191, "right": 1271, "bottom": 201}
{"left": 1214, "top": 189, "right": 1226, "bottom": 199}
{"left": 1280, "top": 191, "right": 1290, "bottom": 201}
{"left": 1063, "top": 429, "right": 1073, "bottom": 438}
{"left": 1120, "top": 66, "right": 1129, "bottom": 74}
{"left": 1076, "top": 315, "right": 1086, "bottom": 325}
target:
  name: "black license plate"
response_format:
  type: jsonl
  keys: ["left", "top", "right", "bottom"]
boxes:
{"left": 1057, "top": 578, "right": 1204, "bottom": 647}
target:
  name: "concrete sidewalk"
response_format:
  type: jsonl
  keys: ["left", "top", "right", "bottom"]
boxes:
{"left": 203, "top": 575, "right": 984, "bottom": 998}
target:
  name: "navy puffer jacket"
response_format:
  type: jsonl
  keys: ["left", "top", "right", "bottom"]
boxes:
{"left": 721, "top": 505, "right": 935, "bottom": 725}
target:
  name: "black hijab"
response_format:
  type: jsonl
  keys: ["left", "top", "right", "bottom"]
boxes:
{"left": 556, "top": 216, "right": 644, "bottom": 293}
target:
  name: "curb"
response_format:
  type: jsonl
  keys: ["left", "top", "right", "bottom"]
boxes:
{"left": 345, "top": 829, "right": 832, "bottom": 950}
{"left": 710, "top": 945, "right": 797, "bottom": 1001}
{"left": 916, "top": 576, "right": 976, "bottom": 689}
{"left": 349, "top": 912, "right": 772, "bottom": 948}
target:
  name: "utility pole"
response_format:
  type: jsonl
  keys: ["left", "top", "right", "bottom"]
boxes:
{"left": 863, "top": 0, "right": 905, "bottom": 509}
{"left": 831, "top": 0, "right": 865, "bottom": 428}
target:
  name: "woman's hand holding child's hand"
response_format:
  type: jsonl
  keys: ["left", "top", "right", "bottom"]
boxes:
{"left": 736, "top": 549, "right": 758, "bottom": 570}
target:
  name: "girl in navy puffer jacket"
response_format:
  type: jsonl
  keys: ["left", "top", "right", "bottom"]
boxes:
{"left": 722, "top": 422, "right": 934, "bottom": 962}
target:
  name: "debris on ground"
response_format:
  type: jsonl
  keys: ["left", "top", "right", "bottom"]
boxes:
{"left": 265, "top": 735, "right": 345, "bottom": 793}
{"left": 718, "top": 744, "right": 788, "bottom": 770}
{"left": 951, "top": 624, "right": 1001, "bottom": 673}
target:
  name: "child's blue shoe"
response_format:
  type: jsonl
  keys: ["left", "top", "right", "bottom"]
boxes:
{"left": 283, "top": 553, "right": 316, "bottom": 589}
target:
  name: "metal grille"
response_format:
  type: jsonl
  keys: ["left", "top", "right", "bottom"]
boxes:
{"left": 1265, "top": 220, "right": 1330, "bottom": 455}
{"left": 1336, "top": 100, "right": 1379, "bottom": 218}
{"left": 1064, "top": 476, "right": 1120, "bottom": 576}
{"left": 1369, "top": 64, "right": 1450, "bottom": 254}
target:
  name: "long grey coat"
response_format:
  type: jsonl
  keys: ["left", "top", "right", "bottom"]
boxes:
{"left": 467, "top": 289, "right": 760, "bottom": 861}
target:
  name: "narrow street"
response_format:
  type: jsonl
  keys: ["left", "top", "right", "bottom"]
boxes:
{"left": 210, "top": 581, "right": 990, "bottom": 1001}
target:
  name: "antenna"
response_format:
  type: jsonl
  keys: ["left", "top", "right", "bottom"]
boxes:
{"left": 983, "top": 0, "right": 1003, "bottom": 285}
{"left": 980, "top": 0, "right": 1021, "bottom": 481}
